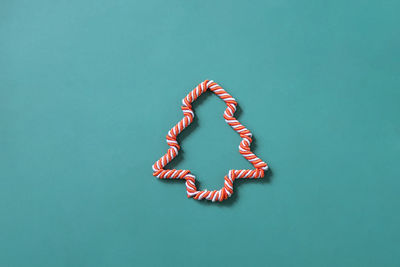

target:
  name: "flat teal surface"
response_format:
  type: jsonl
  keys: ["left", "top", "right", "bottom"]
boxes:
{"left": 1, "top": 0, "right": 400, "bottom": 266}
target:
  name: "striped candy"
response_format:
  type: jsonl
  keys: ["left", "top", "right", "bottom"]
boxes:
{"left": 152, "top": 80, "right": 268, "bottom": 202}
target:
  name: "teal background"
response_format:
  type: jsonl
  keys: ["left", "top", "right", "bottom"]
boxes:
{"left": 1, "top": 0, "right": 400, "bottom": 266}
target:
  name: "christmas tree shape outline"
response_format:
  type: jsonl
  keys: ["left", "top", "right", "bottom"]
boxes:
{"left": 152, "top": 80, "right": 269, "bottom": 202}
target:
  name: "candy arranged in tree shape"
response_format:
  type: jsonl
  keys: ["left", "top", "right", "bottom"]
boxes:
{"left": 152, "top": 80, "right": 268, "bottom": 202}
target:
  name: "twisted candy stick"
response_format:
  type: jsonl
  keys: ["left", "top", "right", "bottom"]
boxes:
{"left": 152, "top": 80, "right": 268, "bottom": 202}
